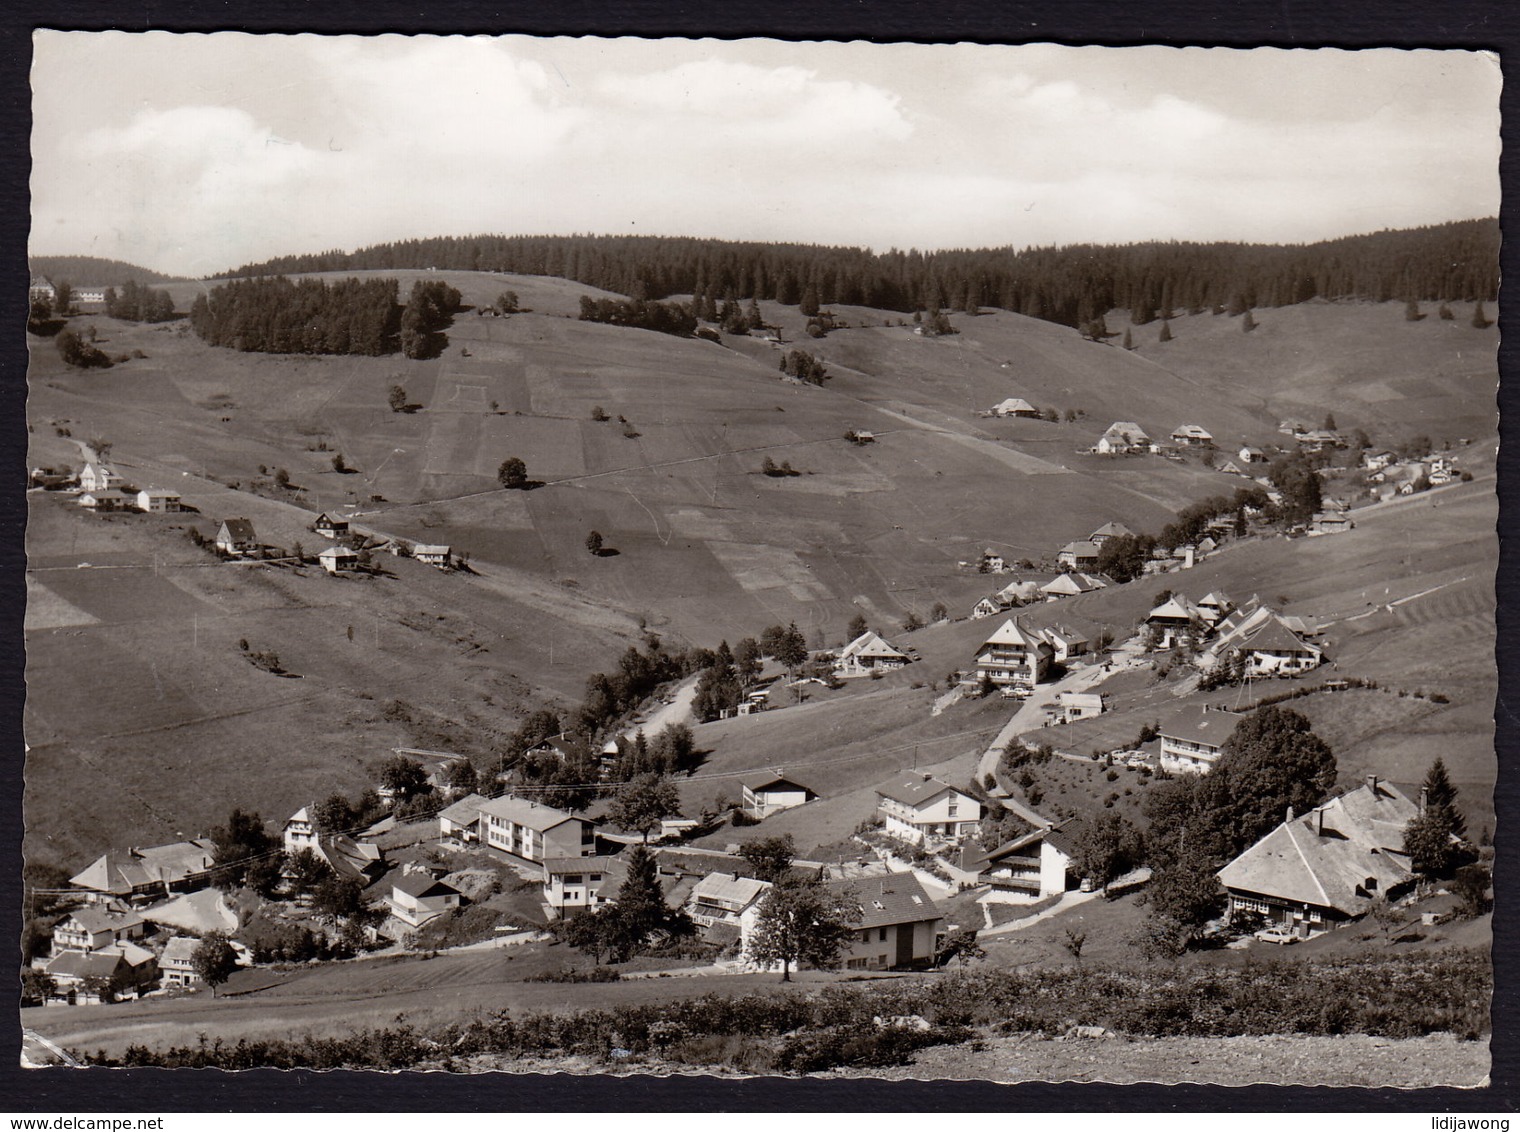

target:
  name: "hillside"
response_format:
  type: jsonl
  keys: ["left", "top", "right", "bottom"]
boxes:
{"left": 24, "top": 277, "right": 1498, "bottom": 865}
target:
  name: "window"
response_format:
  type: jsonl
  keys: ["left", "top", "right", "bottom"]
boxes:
{"left": 861, "top": 930, "right": 871, "bottom": 944}
{"left": 948, "top": 802, "right": 958, "bottom": 817}
{"left": 879, "top": 927, "right": 888, "bottom": 942}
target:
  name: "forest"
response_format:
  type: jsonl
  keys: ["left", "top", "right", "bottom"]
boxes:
{"left": 212, "top": 218, "right": 1498, "bottom": 331}
{"left": 188, "top": 276, "right": 402, "bottom": 355}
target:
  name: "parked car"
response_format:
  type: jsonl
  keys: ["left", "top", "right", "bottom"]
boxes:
{"left": 1255, "top": 928, "right": 1299, "bottom": 945}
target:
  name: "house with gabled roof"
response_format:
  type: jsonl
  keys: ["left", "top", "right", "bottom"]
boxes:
{"left": 386, "top": 872, "right": 464, "bottom": 928}
{"left": 1240, "top": 445, "right": 1269, "bottom": 465}
{"left": 1040, "top": 571, "right": 1109, "bottom": 600}
{"left": 992, "top": 397, "right": 1040, "bottom": 418}
{"left": 70, "top": 840, "right": 218, "bottom": 904}
{"left": 1088, "top": 521, "right": 1135, "bottom": 546}
{"left": 1237, "top": 619, "right": 1324, "bottom": 677}
{"left": 1058, "top": 691, "right": 1104, "bottom": 722}
{"left": 1297, "top": 429, "right": 1344, "bottom": 452}
{"left": 136, "top": 488, "right": 182, "bottom": 513}
{"left": 875, "top": 773, "right": 982, "bottom": 845}
{"left": 1310, "top": 511, "right": 1354, "bottom": 536}
{"left": 1171, "top": 424, "right": 1215, "bottom": 448}
{"left": 964, "top": 816, "right": 1089, "bottom": 900}
{"left": 313, "top": 512, "right": 349, "bottom": 539}
{"left": 215, "top": 518, "right": 258, "bottom": 555}
{"left": 1197, "top": 592, "right": 1235, "bottom": 623}
{"left": 1218, "top": 777, "right": 1422, "bottom": 937}
{"left": 1146, "top": 594, "right": 1206, "bottom": 648}
{"left": 970, "top": 594, "right": 1011, "bottom": 620}
{"left": 741, "top": 771, "right": 816, "bottom": 819}
{"left": 1363, "top": 450, "right": 1396, "bottom": 472}
{"left": 834, "top": 630, "right": 910, "bottom": 677}
{"left": 438, "top": 792, "right": 488, "bottom": 848}
{"left": 318, "top": 545, "right": 359, "bottom": 573}
{"left": 1057, "top": 540, "right": 1102, "bottom": 570}
{"left": 974, "top": 617, "right": 1054, "bottom": 690}
{"left": 1041, "top": 622, "right": 1091, "bottom": 662}
{"left": 44, "top": 946, "right": 156, "bottom": 1004}
{"left": 160, "top": 935, "right": 202, "bottom": 988}
{"left": 1094, "top": 422, "right": 1150, "bottom": 454}
{"left": 1158, "top": 704, "right": 1241, "bottom": 773}
{"left": 51, "top": 906, "right": 148, "bottom": 954}
{"left": 477, "top": 794, "right": 595, "bottom": 864}
{"left": 77, "top": 489, "right": 134, "bottom": 512}
{"left": 834, "top": 871, "right": 945, "bottom": 971}
{"left": 689, "top": 871, "right": 772, "bottom": 928}
{"left": 542, "top": 855, "right": 628, "bottom": 913}
{"left": 526, "top": 733, "right": 581, "bottom": 763}
{"left": 79, "top": 462, "right": 121, "bottom": 493}
{"left": 414, "top": 544, "right": 453, "bottom": 569}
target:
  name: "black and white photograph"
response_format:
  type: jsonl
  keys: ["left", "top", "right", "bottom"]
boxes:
{"left": 20, "top": 32, "right": 1502, "bottom": 1091}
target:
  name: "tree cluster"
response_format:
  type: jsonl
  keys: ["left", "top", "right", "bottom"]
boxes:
{"left": 209, "top": 808, "right": 282, "bottom": 895}
{"left": 556, "top": 846, "right": 692, "bottom": 962}
{"left": 1403, "top": 757, "right": 1473, "bottom": 880}
{"left": 778, "top": 349, "right": 829, "bottom": 385}
{"left": 104, "top": 281, "right": 176, "bottom": 322}
{"left": 55, "top": 329, "right": 113, "bottom": 369}
{"left": 577, "top": 295, "right": 697, "bottom": 337}
{"left": 399, "top": 279, "right": 462, "bottom": 359}
{"left": 216, "top": 219, "right": 1498, "bottom": 332}
{"left": 189, "top": 276, "right": 401, "bottom": 355}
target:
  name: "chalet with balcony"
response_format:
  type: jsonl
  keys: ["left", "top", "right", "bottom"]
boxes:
{"left": 974, "top": 617, "right": 1054, "bottom": 690}
{"left": 875, "top": 773, "right": 982, "bottom": 846}
{"left": 1158, "top": 705, "right": 1241, "bottom": 773}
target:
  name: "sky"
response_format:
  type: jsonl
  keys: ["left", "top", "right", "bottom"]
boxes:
{"left": 29, "top": 34, "right": 1503, "bottom": 278}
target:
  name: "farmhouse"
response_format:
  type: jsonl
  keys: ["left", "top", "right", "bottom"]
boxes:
{"left": 386, "top": 872, "right": 465, "bottom": 928}
{"left": 318, "top": 545, "right": 359, "bottom": 574}
{"left": 1171, "top": 424, "right": 1215, "bottom": 448}
{"left": 135, "top": 488, "right": 182, "bottom": 513}
{"left": 1088, "top": 521, "right": 1134, "bottom": 546}
{"left": 159, "top": 936, "right": 202, "bottom": 988}
{"left": 525, "top": 733, "right": 581, "bottom": 763}
{"left": 1196, "top": 591, "right": 1236, "bottom": 623}
{"left": 967, "top": 817, "right": 1087, "bottom": 900}
{"left": 1158, "top": 705, "right": 1240, "bottom": 773}
{"left": 1218, "top": 777, "right": 1421, "bottom": 937}
{"left": 974, "top": 617, "right": 1055, "bottom": 690}
{"left": 77, "top": 489, "right": 133, "bottom": 512}
{"left": 834, "top": 630, "right": 910, "bottom": 677}
{"left": 689, "top": 871, "right": 772, "bottom": 928}
{"left": 79, "top": 462, "right": 121, "bottom": 493}
{"left": 29, "top": 275, "right": 55, "bottom": 304}
{"left": 991, "top": 397, "right": 1039, "bottom": 417}
{"left": 1040, "top": 571, "right": 1108, "bottom": 600}
{"left": 478, "top": 795, "right": 596, "bottom": 865}
{"left": 1235, "top": 619, "right": 1324, "bottom": 677}
{"left": 1239, "top": 446, "right": 1269, "bottom": 464}
{"left": 414, "top": 544, "right": 453, "bottom": 569}
{"left": 1364, "top": 450, "right": 1396, "bottom": 472}
{"left": 313, "top": 512, "right": 349, "bottom": 539}
{"left": 1041, "top": 623, "right": 1092, "bottom": 662}
{"left": 741, "top": 771, "right": 816, "bottom": 819}
{"left": 70, "top": 840, "right": 218, "bottom": 904}
{"left": 1094, "top": 422, "right": 1150, "bottom": 454}
{"left": 215, "top": 518, "right": 258, "bottom": 555}
{"left": 875, "top": 772, "right": 982, "bottom": 846}
{"left": 1146, "top": 594, "right": 1206, "bottom": 648}
{"left": 542, "top": 855, "right": 627, "bottom": 913}
{"left": 1297, "top": 429, "right": 1344, "bottom": 452}
{"left": 1311, "top": 511, "right": 1354, "bottom": 535}
{"left": 44, "top": 945, "right": 157, "bottom": 1004}
{"left": 51, "top": 906, "right": 148, "bottom": 954}
{"left": 980, "top": 547, "right": 1006, "bottom": 573}
{"left": 1056, "top": 541, "right": 1102, "bottom": 570}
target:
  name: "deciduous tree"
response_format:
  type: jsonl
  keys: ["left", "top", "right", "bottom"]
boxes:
{"left": 747, "top": 875, "right": 861, "bottom": 982}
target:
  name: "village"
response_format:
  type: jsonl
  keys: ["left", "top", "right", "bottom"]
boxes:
{"left": 22, "top": 415, "right": 1486, "bottom": 1009}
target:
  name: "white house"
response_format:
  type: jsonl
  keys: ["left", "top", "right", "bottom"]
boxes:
{"left": 974, "top": 617, "right": 1054, "bottom": 690}
{"left": 1240, "top": 446, "right": 1269, "bottom": 465}
{"left": 542, "top": 855, "right": 627, "bottom": 913}
{"left": 414, "top": 544, "right": 453, "bottom": 569}
{"left": 77, "top": 489, "right": 134, "bottom": 512}
{"left": 689, "top": 872, "right": 772, "bottom": 928}
{"left": 79, "top": 463, "right": 121, "bottom": 493}
{"left": 318, "top": 545, "right": 359, "bottom": 574}
{"left": 1056, "top": 541, "right": 1102, "bottom": 570}
{"left": 740, "top": 771, "right": 816, "bottom": 819}
{"left": 477, "top": 795, "right": 595, "bottom": 864}
{"left": 1095, "top": 422, "right": 1150, "bottom": 454}
{"left": 967, "top": 817, "right": 1088, "bottom": 900}
{"left": 136, "top": 488, "right": 182, "bottom": 513}
{"left": 282, "top": 808, "right": 318, "bottom": 854}
{"left": 437, "top": 793, "right": 488, "bottom": 849}
{"left": 387, "top": 872, "right": 464, "bottom": 928}
{"left": 1158, "top": 705, "right": 1241, "bottom": 773}
{"left": 834, "top": 630, "right": 910, "bottom": 677}
{"left": 874, "top": 772, "right": 982, "bottom": 846}
{"left": 970, "top": 595, "right": 1011, "bottom": 620}
{"left": 159, "top": 936, "right": 201, "bottom": 988}
{"left": 1040, "top": 571, "right": 1108, "bottom": 600}
{"left": 215, "top": 518, "right": 258, "bottom": 555}
{"left": 1057, "top": 692, "right": 1104, "bottom": 721}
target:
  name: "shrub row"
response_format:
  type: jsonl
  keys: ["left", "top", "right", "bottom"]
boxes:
{"left": 100, "top": 950, "right": 1489, "bottom": 1071}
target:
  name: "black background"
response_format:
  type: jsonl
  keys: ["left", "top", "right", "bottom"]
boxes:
{"left": 0, "top": 0, "right": 1513, "bottom": 1113}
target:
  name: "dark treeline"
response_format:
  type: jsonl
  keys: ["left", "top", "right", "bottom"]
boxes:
{"left": 401, "top": 279, "right": 463, "bottom": 358}
{"left": 214, "top": 219, "right": 1497, "bottom": 329}
{"left": 104, "top": 281, "right": 176, "bottom": 323}
{"left": 30, "top": 255, "right": 179, "bottom": 286}
{"left": 189, "top": 277, "right": 401, "bottom": 355}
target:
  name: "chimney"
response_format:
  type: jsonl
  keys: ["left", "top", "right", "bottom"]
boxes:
{"left": 1419, "top": 786, "right": 1429, "bottom": 815}
{"left": 1314, "top": 808, "right": 1325, "bottom": 836}
{"left": 1286, "top": 805, "right": 1295, "bottom": 824}
{"left": 1366, "top": 774, "right": 1379, "bottom": 796}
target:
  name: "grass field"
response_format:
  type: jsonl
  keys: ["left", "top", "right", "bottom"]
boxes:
{"left": 24, "top": 279, "right": 1498, "bottom": 885}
